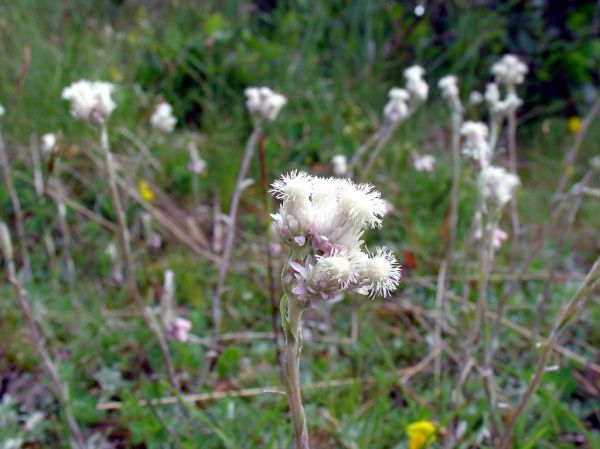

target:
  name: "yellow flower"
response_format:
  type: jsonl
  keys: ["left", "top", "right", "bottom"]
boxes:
{"left": 407, "top": 420, "right": 436, "bottom": 449}
{"left": 567, "top": 116, "right": 582, "bottom": 134}
{"left": 139, "top": 181, "right": 155, "bottom": 201}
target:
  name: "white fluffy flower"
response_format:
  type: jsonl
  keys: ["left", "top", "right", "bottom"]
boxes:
{"left": 0, "top": 104, "right": 4, "bottom": 117}
{"left": 331, "top": 154, "right": 348, "bottom": 177}
{"left": 61, "top": 80, "right": 116, "bottom": 123}
{"left": 414, "top": 154, "right": 436, "bottom": 172}
{"left": 272, "top": 173, "right": 400, "bottom": 301}
{"left": 151, "top": 102, "right": 177, "bottom": 133}
{"left": 404, "top": 65, "right": 428, "bottom": 102}
{"left": 187, "top": 143, "right": 207, "bottom": 174}
{"left": 244, "top": 86, "right": 287, "bottom": 121}
{"left": 41, "top": 133, "right": 56, "bottom": 153}
{"left": 356, "top": 247, "right": 402, "bottom": 298}
{"left": 491, "top": 54, "right": 528, "bottom": 87}
{"left": 384, "top": 88, "right": 409, "bottom": 122}
{"left": 478, "top": 165, "right": 520, "bottom": 211}
{"left": 485, "top": 83, "right": 500, "bottom": 105}
{"left": 461, "top": 121, "right": 491, "bottom": 165}
{"left": 438, "top": 75, "right": 459, "bottom": 101}
{"left": 469, "top": 91, "right": 483, "bottom": 105}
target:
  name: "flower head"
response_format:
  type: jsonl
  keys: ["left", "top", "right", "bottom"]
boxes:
{"left": 567, "top": 116, "right": 582, "bottom": 134}
{"left": 475, "top": 225, "right": 509, "bottom": 249}
{"left": 384, "top": 88, "right": 409, "bottom": 123}
{"left": 438, "top": 75, "right": 459, "bottom": 101}
{"left": 0, "top": 104, "right": 5, "bottom": 117}
{"left": 139, "top": 180, "right": 155, "bottom": 201}
{"left": 61, "top": 80, "right": 116, "bottom": 123}
{"left": 404, "top": 65, "right": 428, "bottom": 102}
{"left": 151, "top": 101, "right": 177, "bottom": 133}
{"left": 491, "top": 54, "right": 528, "bottom": 87}
{"left": 272, "top": 173, "right": 400, "bottom": 303}
{"left": 41, "top": 133, "right": 56, "bottom": 154}
{"left": 331, "top": 154, "right": 348, "bottom": 177}
{"left": 478, "top": 165, "right": 520, "bottom": 211}
{"left": 413, "top": 154, "right": 436, "bottom": 172}
{"left": 407, "top": 420, "right": 436, "bottom": 449}
{"left": 461, "top": 121, "right": 491, "bottom": 166}
{"left": 244, "top": 87, "right": 287, "bottom": 121}
{"left": 166, "top": 317, "right": 192, "bottom": 342}
{"left": 187, "top": 143, "right": 207, "bottom": 174}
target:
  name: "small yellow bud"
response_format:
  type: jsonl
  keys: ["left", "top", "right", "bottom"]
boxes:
{"left": 139, "top": 180, "right": 155, "bottom": 201}
{"left": 567, "top": 116, "right": 582, "bottom": 134}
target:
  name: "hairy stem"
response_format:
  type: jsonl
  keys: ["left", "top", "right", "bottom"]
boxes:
{"left": 282, "top": 293, "right": 310, "bottom": 449}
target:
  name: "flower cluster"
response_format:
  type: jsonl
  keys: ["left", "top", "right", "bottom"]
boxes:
{"left": 461, "top": 121, "right": 491, "bottom": 165}
{"left": 331, "top": 154, "right": 348, "bottom": 177}
{"left": 41, "top": 133, "right": 56, "bottom": 154}
{"left": 413, "top": 154, "right": 436, "bottom": 172}
{"left": 271, "top": 172, "right": 401, "bottom": 302}
{"left": 438, "top": 75, "right": 459, "bottom": 102}
{"left": 383, "top": 65, "right": 428, "bottom": 123}
{"left": 491, "top": 54, "right": 528, "bottom": 87}
{"left": 150, "top": 101, "right": 177, "bottom": 133}
{"left": 475, "top": 224, "right": 508, "bottom": 249}
{"left": 187, "top": 142, "right": 207, "bottom": 174}
{"left": 478, "top": 165, "right": 520, "bottom": 212}
{"left": 61, "top": 80, "right": 116, "bottom": 123}
{"left": 244, "top": 87, "right": 287, "bottom": 121}
{"left": 485, "top": 82, "right": 521, "bottom": 116}
{"left": 404, "top": 65, "right": 429, "bottom": 102}
{"left": 0, "top": 103, "right": 4, "bottom": 117}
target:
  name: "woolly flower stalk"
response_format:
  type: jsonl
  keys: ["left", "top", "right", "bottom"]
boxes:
{"left": 404, "top": 65, "right": 429, "bottom": 102}
{"left": 491, "top": 54, "right": 528, "bottom": 87}
{"left": 244, "top": 86, "right": 287, "bottom": 121}
{"left": 384, "top": 88, "right": 410, "bottom": 123}
{"left": 61, "top": 80, "right": 116, "bottom": 123}
{"left": 150, "top": 101, "right": 177, "bottom": 133}
{"left": 478, "top": 165, "right": 520, "bottom": 212}
{"left": 272, "top": 171, "right": 400, "bottom": 302}
{"left": 187, "top": 142, "right": 207, "bottom": 174}
{"left": 274, "top": 172, "right": 400, "bottom": 448}
{"left": 331, "top": 154, "right": 348, "bottom": 177}
{"left": 461, "top": 121, "right": 491, "bottom": 166}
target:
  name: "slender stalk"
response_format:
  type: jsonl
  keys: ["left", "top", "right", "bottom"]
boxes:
{"left": 347, "top": 126, "right": 386, "bottom": 178}
{"left": 554, "top": 96, "right": 600, "bottom": 197}
{"left": 498, "top": 255, "right": 600, "bottom": 449}
{"left": 257, "top": 133, "right": 283, "bottom": 377}
{"left": 0, "top": 126, "right": 31, "bottom": 280}
{"left": 281, "top": 292, "right": 310, "bottom": 449}
{"left": 507, "top": 107, "right": 520, "bottom": 261}
{"left": 100, "top": 123, "right": 179, "bottom": 390}
{"left": 212, "top": 123, "right": 263, "bottom": 336}
{"left": 1, "top": 223, "right": 86, "bottom": 449}
{"left": 358, "top": 123, "right": 397, "bottom": 181}
{"left": 434, "top": 102, "right": 463, "bottom": 389}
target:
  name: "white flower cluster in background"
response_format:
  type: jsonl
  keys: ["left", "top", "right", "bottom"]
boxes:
{"left": 491, "top": 54, "right": 528, "bottom": 87}
{"left": 244, "top": 87, "right": 287, "bottom": 121}
{"left": 478, "top": 165, "right": 520, "bottom": 212}
{"left": 438, "top": 75, "right": 459, "bottom": 102}
{"left": 461, "top": 121, "right": 491, "bottom": 166}
{"left": 413, "top": 154, "right": 436, "bottom": 172}
{"left": 331, "top": 154, "right": 348, "bottom": 177}
{"left": 41, "top": 133, "right": 56, "bottom": 153}
{"left": 485, "top": 82, "right": 522, "bottom": 116}
{"left": 383, "top": 65, "right": 428, "bottom": 123}
{"left": 404, "top": 65, "right": 429, "bottom": 102}
{"left": 61, "top": 80, "right": 116, "bottom": 123}
{"left": 0, "top": 103, "right": 5, "bottom": 117}
{"left": 271, "top": 171, "right": 401, "bottom": 302}
{"left": 151, "top": 101, "right": 177, "bottom": 133}
{"left": 475, "top": 225, "right": 508, "bottom": 249}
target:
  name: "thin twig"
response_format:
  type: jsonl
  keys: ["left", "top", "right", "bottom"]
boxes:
{"left": 498, "top": 256, "right": 600, "bottom": 449}
{"left": 212, "top": 124, "right": 263, "bottom": 337}
{"left": 0, "top": 223, "right": 86, "bottom": 449}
